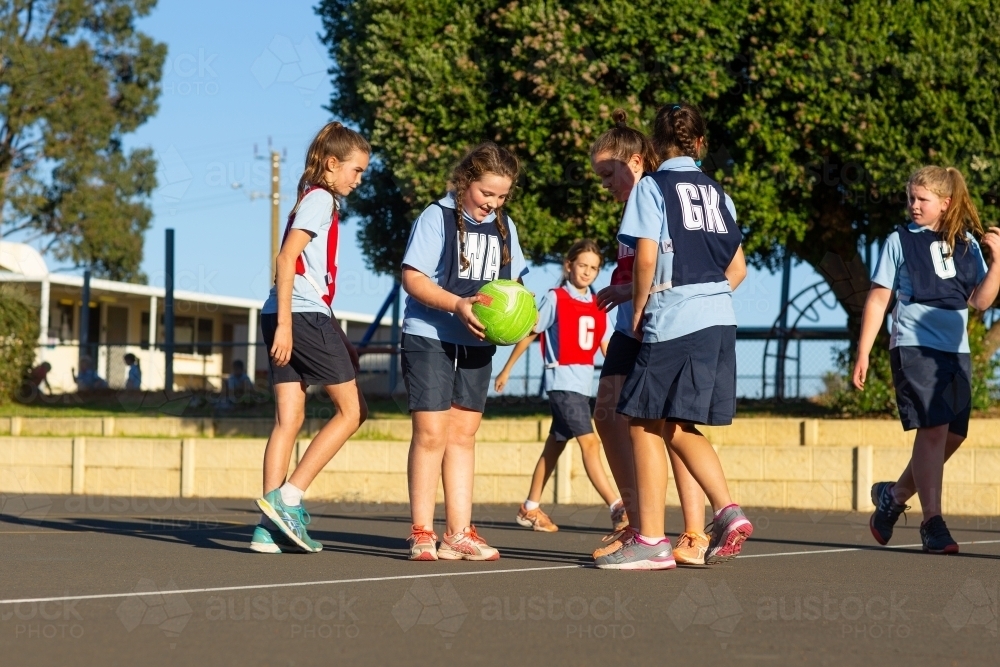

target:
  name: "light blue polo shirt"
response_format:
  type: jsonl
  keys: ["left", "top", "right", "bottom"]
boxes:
{"left": 402, "top": 192, "right": 529, "bottom": 346}
{"left": 617, "top": 157, "right": 740, "bottom": 343}
{"left": 535, "top": 285, "right": 612, "bottom": 396}
{"left": 872, "top": 224, "right": 987, "bottom": 353}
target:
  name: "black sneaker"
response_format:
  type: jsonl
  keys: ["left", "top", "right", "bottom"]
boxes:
{"left": 869, "top": 481, "right": 909, "bottom": 545}
{"left": 920, "top": 515, "right": 959, "bottom": 554}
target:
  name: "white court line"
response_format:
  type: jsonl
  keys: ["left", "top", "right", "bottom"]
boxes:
{"left": 741, "top": 538, "right": 1000, "bottom": 559}
{"left": 4, "top": 538, "right": 999, "bottom": 606}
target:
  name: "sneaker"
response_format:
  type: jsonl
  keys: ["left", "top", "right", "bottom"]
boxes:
{"left": 870, "top": 481, "right": 910, "bottom": 546}
{"left": 592, "top": 526, "right": 637, "bottom": 559}
{"left": 437, "top": 525, "right": 500, "bottom": 561}
{"left": 594, "top": 534, "right": 676, "bottom": 570}
{"left": 610, "top": 503, "right": 629, "bottom": 532}
{"left": 920, "top": 515, "right": 959, "bottom": 554}
{"left": 673, "top": 531, "right": 710, "bottom": 566}
{"left": 255, "top": 489, "right": 323, "bottom": 553}
{"left": 705, "top": 504, "right": 753, "bottom": 565}
{"left": 515, "top": 505, "right": 559, "bottom": 532}
{"left": 249, "top": 524, "right": 300, "bottom": 554}
{"left": 408, "top": 525, "right": 439, "bottom": 561}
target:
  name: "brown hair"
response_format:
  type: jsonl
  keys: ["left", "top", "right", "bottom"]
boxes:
{"left": 651, "top": 103, "right": 707, "bottom": 162}
{"left": 450, "top": 142, "right": 520, "bottom": 271}
{"left": 561, "top": 238, "right": 603, "bottom": 287}
{"left": 907, "top": 166, "right": 984, "bottom": 257}
{"left": 589, "top": 109, "right": 658, "bottom": 172}
{"left": 294, "top": 121, "right": 371, "bottom": 212}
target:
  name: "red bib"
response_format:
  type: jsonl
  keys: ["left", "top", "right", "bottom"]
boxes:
{"left": 540, "top": 287, "right": 607, "bottom": 366}
{"left": 279, "top": 186, "right": 339, "bottom": 307}
{"left": 610, "top": 242, "right": 634, "bottom": 286}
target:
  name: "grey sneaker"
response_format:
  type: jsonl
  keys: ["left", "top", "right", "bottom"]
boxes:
{"left": 594, "top": 534, "right": 676, "bottom": 570}
{"left": 705, "top": 504, "right": 753, "bottom": 565}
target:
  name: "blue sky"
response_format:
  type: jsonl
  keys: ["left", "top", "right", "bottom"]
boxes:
{"left": 37, "top": 0, "right": 847, "bottom": 392}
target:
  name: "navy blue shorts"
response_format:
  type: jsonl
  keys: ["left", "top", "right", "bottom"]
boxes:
{"left": 617, "top": 325, "right": 737, "bottom": 425}
{"left": 890, "top": 346, "right": 972, "bottom": 437}
{"left": 599, "top": 331, "right": 641, "bottom": 378}
{"left": 261, "top": 312, "right": 356, "bottom": 386}
{"left": 401, "top": 334, "right": 496, "bottom": 412}
{"left": 548, "top": 390, "right": 596, "bottom": 441}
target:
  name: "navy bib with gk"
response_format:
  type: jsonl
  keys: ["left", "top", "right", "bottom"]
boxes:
{"left": 896, "top": 224, "right": 978, "bottom": 310}
{"left": 646, "top": 170, "right": 742, "bottom": 287}
{"left": 435, "top": 202, "right": 511, "bottom": 298}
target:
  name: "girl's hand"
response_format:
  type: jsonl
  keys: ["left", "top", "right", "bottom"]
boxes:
{"left": 270, "top": 323, "right": 293, "bottom": 367}
{"left": 495, "top": 370, "right": 510, "bottom": 393}
{"left": 852, "top": 353, "right": 869, "bottom": 390}
{"left": 981, "top": 227, "right": 1000, "bottom": 260}
{"left": 597, "top": 284, "right": 631, "bottom": 311}
{"left": 455, "top": 295, "right": 487, "bottom": 340}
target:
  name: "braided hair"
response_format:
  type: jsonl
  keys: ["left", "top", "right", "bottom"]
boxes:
{"left": 651, "top": 103, "right": 707, "bottom": 163}
{"left": 449, "top": 142, "right": 520, "bottom": 272}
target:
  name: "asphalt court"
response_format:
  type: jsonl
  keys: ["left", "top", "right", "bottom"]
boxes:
{"left": 2, "top": 496, "right": 999, "bottom": 666}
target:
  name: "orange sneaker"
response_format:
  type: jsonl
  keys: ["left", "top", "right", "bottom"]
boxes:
{"left": 673, "top": 531, "right": 709, "bottom": 565}
{"left": 592, "top": 526, "right": 637, "bottom": 559}
{"left": 437, "top": 525, "right": 500, "bottom": 561}
{"left": 408, "top": 525, "right": 438, "bottom": 561}
{"left": 515, "top": 504, "right": 559, "bottom": 532}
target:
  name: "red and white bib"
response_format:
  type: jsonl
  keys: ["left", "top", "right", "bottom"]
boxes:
{"left": 540, "top": 286, "right": 607, "bottom": 367}
{"left": 279, "top": 186, "right": 340, "bottom": 308}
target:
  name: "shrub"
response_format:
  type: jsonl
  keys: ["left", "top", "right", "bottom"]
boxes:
{"left": 0, "top": 284, "right": 40, "bottom": 403}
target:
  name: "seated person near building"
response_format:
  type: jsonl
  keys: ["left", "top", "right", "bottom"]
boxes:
{"left": 226, "top": 359, "right": 255, "bottom": 402}
{"left": 73, "top": 356, "right": 108, "bottom": 391}
{"left": 124, "top": 353, "right": 142, "bottom": 390}
{"left": 26, "top": 362, "right": 52, "bottom": 394}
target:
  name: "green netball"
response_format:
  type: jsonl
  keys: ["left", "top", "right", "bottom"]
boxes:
{"left": 471, "top": 279, "right": 538, "bottom": 346}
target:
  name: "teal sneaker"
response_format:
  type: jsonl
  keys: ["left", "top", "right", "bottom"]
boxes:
{"left": 255, "top": 490, "right": 322, "bottom": 553}
{"left": 249, "top": 524, "right": 300, "bottom": 554}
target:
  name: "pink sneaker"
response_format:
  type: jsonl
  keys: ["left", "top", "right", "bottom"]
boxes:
{"left": 437, "top": 525, "right": 500, "bottom": 561}
{"left": 705, "top": 504, "right": 753, "bottom": 564}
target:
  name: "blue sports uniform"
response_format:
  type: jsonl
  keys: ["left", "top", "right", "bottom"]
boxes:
{"left": 615, "top": 157, "right": 743, "bottom": 424}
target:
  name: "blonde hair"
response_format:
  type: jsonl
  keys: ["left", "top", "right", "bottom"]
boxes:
{"left": 294, "top": 121, "right": 371, "bottom": 211}
{"left": 449, "top": 142, "right": 520, "bottom": 271}
{"left": 589, "top": 109, "right": 658, "bottom": 172}
{"left": 907, "top": 166, "right": 984, "bottom": 256}
{"left": 561, "top": 239, "right": 603, "bottom": 287}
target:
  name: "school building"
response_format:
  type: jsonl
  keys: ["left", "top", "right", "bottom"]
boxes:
{"left": 0, "top": 241, "right": 398, "bottom": 394}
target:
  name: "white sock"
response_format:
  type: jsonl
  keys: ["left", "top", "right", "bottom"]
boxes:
{"left": 637, "top": 533, "right": 667, "bottom": 545}
{"left": 279, "top": 482, "right": 305, "bottom": 507}
{"left": 609, "top": 498, "right": 623, "bottom": 512}
{"left": 524, "top": 499, "right": 540, "bottom": 511}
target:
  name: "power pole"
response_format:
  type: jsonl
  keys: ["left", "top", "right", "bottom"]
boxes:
{"left": 255, "top": 138, "right": 286, "bottom": 280}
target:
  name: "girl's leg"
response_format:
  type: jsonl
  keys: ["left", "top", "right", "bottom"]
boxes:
{"left": 892, "top": 431, "right": 964, "bottom": 505}
{"left": 441, "top": 406, "right": 484, "bottom": 535}
{"left": 906, "top": 424, "right": 950, "bottom": 521}
{"left": 526, "top": 434, "right": 568, "bottom": 503}
{"left": 408, "top": 410, "right": 451, "bottom": 530}
{"left": 576, "top": 433, "right": 619, "bottom": 506}
{"left": 594, "top": 374, "right": 638, "bottom": 521}
{"left": 287, "top": 380, "right": 368, "bottom": 491}
{"left": 667, "top": 442, "right": 707, "bottom": 534}
{"left": 263, "top": 381, "right": 307, "bottom": 494}
{"left": 662, "top": 421, "right": 734, "bottom": 512}
{"left": 630, "top": 417, "right": 669, "bottom": 539}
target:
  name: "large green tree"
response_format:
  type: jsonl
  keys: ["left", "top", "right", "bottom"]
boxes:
{"left": 0, "top": 0, "right": 165, "bottom": 282}
{"left": 320, "top": 0, "right": 1000, "bottom": 336}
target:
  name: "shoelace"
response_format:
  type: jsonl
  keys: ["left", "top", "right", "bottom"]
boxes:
{"left": 923, "top": 517, "right": 952, "bottom": 541}
{"left": 410, "top": 526, "right": 437, "bottom": 543}
{"left": 880, "top": 486, "right": 911, "bottom": 525}
{"left": 677, "top": 532, "right": 707, "bottom": 548}
{"left": 465, "top": 525, "right": 488, "bottom": 545}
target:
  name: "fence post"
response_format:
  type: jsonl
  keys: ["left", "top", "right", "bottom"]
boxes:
{"left": 181, "top": 438, "right": 196, "bottom": 498}
{"left": 853, "top": 445, "right": 873, "bottom": 510}
{"left": 72, "top": 437, "right": 86, "bottom": 494}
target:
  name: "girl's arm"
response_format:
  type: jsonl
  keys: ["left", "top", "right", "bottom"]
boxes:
{"left": 852, "top": 286, "right": 893, "bottom": 390}
{"left": 270, "top": 229, "right": 312, "bottom": 367}
{"left": 630, "top": 238, "right": 657, "bottom": 340}
{"left": 600, "top": 337, "right": 609, "bottom": 357}
{"left": 494, "top": 332, "right": 538, "bottom": 392}
{"left": 727, "top": 246, "right": 748, "bottom": 291}
{"left": 968, "top": 228, "right": 1000, "bottom": 311}
{"left": 401, "top": 266, "right": 486, "bottom": 339}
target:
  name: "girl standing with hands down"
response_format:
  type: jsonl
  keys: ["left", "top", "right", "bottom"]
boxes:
{"left": 588, "top": 111, "right": 713, "bottom": 566}
{"left": 856, "top": 166, "right": 1000, "bottom": 554}
{"left": 402, "top": 143, "right": 529, "bottom": 561}
{"left": 596, "top": 103, "right": 751, "bottom": 570}
{"left": 494, "top": 239, "right": 620, "bottom": 533}
{"left": 252, "top": 122, "right": 370, "bottom": 554}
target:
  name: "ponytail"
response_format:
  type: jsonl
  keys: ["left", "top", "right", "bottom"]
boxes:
{"left": 590, "top": 109, "right": 658, "bottom": 172}
{"left": 908, "top": 166, "right": 984, "bottom": 257}
{"left": 294, "top": 121, "right": 371, "bottom": 213}
{"left": 651, "top": 103, "right": 707, "bottom": 163}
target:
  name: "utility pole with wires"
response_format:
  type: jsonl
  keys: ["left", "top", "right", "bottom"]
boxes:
{"left": 255, "top": 138, "right": 287, "bottom": 279}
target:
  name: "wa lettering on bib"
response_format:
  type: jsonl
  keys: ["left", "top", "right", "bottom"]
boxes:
{"left": 435, "top": 203, "right": 511, "bottom": 298}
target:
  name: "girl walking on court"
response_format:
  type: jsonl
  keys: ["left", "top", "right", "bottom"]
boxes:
{"left": 588, "top": 111, "right": 712, "bottom": 566}
{"left": 401, "top": 142, "right": 530, "bottom": 561}
{"left": 494, "top": 239, "right": 620, "bottom": 532}
{"left": 856, "top": 166, "right": 1000, "bottom": 554}
{"left": 252, "top": 122, "right": 371, "bottom": 554}
{"left": 595, "top": 103, "right": 751, "bottom": 570}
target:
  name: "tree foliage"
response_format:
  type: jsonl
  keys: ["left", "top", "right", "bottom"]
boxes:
{"left": 0, "top": 284, "right": 39, "bottom": 403}
{"left": 0, "top": 0, "right": 165, "bottom": 282}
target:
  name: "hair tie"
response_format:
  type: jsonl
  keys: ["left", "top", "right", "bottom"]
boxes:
{"left": 696, "top": 160, "right": 702, "bottom": 167}
{"left": 672, "top": 105, "right": 681, "bottom": 110}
